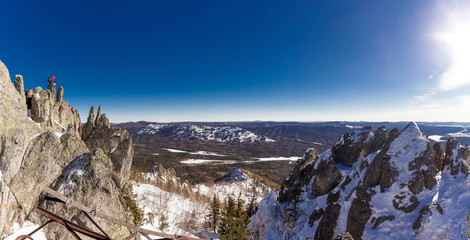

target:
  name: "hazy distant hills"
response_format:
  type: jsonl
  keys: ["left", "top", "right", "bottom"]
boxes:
{"left": 115, "top": 121, "right": 470, "bottom": 184}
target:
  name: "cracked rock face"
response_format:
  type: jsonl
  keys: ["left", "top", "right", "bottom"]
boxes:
{"left": 0, "top": 60, "right": 135, "bottom": 238}
{"left": 31, "top": 149, "right": 131, "bottom": 240}
{"left": 82, "top": 106, "right": 134, "bottom": 189}
{"left": 0, "top": 60, "right": 42, "bottom": 236}
{"left": 253, "top": 122, "right": 469, "bottom": 240}
{"left": 31, "top": 83, "right": 82, "bottom": 137}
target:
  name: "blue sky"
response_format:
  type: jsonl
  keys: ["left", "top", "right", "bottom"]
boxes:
{"left": 1, "top": 0, "right": 469, "bottom": 122}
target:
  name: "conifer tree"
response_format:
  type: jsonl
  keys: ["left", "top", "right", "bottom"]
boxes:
{"left": 247, "top": 184, "right": 257, "bottom": 217}
{"left": 159, "top": 213, "right": 169, "bottom": 233}
{"left": 218, "top": 196, "right": 251, "bottom": 240}
{"left": 205, "top": 194, "right": 221, "bottom": 233}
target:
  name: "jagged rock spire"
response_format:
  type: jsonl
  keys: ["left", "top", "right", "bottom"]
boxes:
{"left": 57, "top": 86, "right": 64, "bottom": 102}
{"left": 95, "top": 105, "right": 102, "bottom": 125}
{"left": 81, "top": 106, "right": 95, "bottom": 141}
{"left": 81, "top": 105, "right": 133, "bottom": 188}
{"left": 14, "top": 75, "right": 24, "bottom": 96}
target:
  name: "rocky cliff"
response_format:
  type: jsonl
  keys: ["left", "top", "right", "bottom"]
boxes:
{"left": 252, "top": 122, "right": 470, "bottom": 239}
{"left": 0, "top": 60, "right": 135, "bottom": 239}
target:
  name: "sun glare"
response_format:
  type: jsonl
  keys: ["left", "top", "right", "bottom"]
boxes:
{"left": 435, "top": 4, "right": 470, "bottom": 90}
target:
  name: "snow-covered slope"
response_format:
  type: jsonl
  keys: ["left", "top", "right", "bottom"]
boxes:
{"left": 132, "top": 166, "right": 272, "bottom": 237}
{"left": 251, "top": 122, "right": 470, "bottom": 239}
{"left": 137, "top": 123, "right": 275, "bottom": 143}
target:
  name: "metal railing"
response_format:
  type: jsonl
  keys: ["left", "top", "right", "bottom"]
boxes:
{"left": 16, "top": 187, "right": 204, "bottom": 240}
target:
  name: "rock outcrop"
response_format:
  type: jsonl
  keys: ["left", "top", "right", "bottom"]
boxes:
{"left": 252, "top": 122, "right": 470, "bottom": 240}
{"left": 30, "top": 82, "right": 81, "bottom": 137}
{"left": 0, "top": 60, "right": 136, "bottom": 239}
{"left": 82, "top": 106, "right": 134, "bottom": 189}
{"left": 31, "top": 149, "right": 132, "bottom": 239}
{"left": 0, "top": 60, "right": 42, "bottom": 236}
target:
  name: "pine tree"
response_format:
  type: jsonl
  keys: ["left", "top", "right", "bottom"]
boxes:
{"left": 235, "top": 197, "right": 251, "bottom": 239}
{"left": 218, "top": 196, "right": 251, "bottom": 240}
{"left": 247, "top": 184, "right": 257, "bottom": 217}
{"left": 205, "top": 194, "right": 221, "bottom": 233}
{"left": 159, "top": 213, "right": 169, "bottom": 233}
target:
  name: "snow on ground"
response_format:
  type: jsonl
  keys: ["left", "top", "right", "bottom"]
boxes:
{"left": 5, "top": 221, "right": 47, "bottom": 240}
{"left": 180, "top": 159, "right": 240, "bottom": 165}
{"left": 312, "top": 141, "right": 323, "bottom": 145}
{"left": 138, "top": 124, "right": 275, "bottom": 143}
{"left": 132, "top": 169, "right": 271, "bottom": 238}
{"left": 428, "top": 135, "right": 445, "bottom": 142}
{"left": 133, "top": 183, "right": 204, "bottom": 237}
{"left": 194, "top": 178, "right": 269, "bottom": 204}
{"left": 164, "top": 148, "right": 227, "bottom": 156}
{"left": 56, "top": 154, "right": 89, "bottom": 196}
{"left": 164, "top": 148, "right": 189, "bottom": 153}
{"left": 364, "top": 170, "right": 470, "bottom": 239}
{"left": 191, "top": 151, "right": 227, "bottom": 156}
{"left": 447, "top": 127, "right": 470, "bottom": 138}
{"left": 345, "top": 125, "right": 363, "bottom": 129}
{"left": 257, "top": 156, "right": 300, "bottom": 162}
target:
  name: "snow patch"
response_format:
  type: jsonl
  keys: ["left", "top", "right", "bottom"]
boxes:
{"left": 5, "top": 221, "right": 47, "bottom": 240}
{"left": 181, "top": 159, "right": 240, "bottom": 165}
{"left": 428, "top": 135, "right": 445, "bottom": 142}
{"left": 164, "top": 148, "right": 189, "bottom": 153}
{"left": 56, "top": 154, "right": 89, "bottom": 196}
{"left": 257, "top": 156, "right": 300, "bottom": 162}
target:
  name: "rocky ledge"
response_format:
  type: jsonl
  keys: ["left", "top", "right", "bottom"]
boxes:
{"left": 252, "top": 122, "right": 470, "bottom": 240}
{"left": 0, "top": 59, "right": 135, "bottom": 239}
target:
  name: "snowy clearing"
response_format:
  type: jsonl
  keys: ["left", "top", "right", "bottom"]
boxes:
{"left": 428, "top": 135, "right": 445, "bottom": 142}
{"left": 164, "top": 148, "right": 189, "bottom": 153}
{"left": 181, "top": 159, "right": 240, "bottom": 165}
{"left": 164, "top": 148, "right": 227, "bottom": 156}
{"left": 257, "top": 156, "right": 300, "bottom": 161}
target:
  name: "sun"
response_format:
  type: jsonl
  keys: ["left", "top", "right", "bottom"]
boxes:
{"left": 435, "top": 3, "right": 470, "bottom": 91}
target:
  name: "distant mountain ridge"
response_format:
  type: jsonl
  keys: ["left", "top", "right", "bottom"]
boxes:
{"left": 137, "top": 123, "right": 276, "bottom": 143}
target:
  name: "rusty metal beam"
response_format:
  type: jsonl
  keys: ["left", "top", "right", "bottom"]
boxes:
{"left": 15, "top": 219, "right": 54, "bottom": 240}
{"left": 42, "top": 187, "right": 204, "bottom": 240}
{"left": 36, "top": 207, "right": 110, "bottom": 240}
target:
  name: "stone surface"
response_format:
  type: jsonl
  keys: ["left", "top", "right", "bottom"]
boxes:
{"left": 412, "top": 203, "right": 443, "bottom": 230}
{"left": 315, "top": 203, "right": 341, "bottom": 240}
{"left": 0, "top": 60, "right": 42, "bottom": 236}
{"left": 334, "top": 232, "right": 354, "bottom": 240}
{"left": 263, "top": 123, "right": 450, "bottom": 240}
{"left": 444, "top": 137, "right": 470, "bottom": 175}
{"left": 14, "top": 75, "right": 24, "bottom": 96}
{"left": 32, "top": 149, "right": 132, "bottom": 240}
{"left": 82, "top": 106, "right": 134, "bottom": 189}
{"left": 31, "top": 84, "right": 82, "bottom": 137}
{"left": 311, "top": 159, "right": 342, "bottom": 196}
{"left": 0, "top": 60, "right": 135, "bottom": 238}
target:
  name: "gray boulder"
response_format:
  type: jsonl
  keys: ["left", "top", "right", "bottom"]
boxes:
{"left": 33, "top": 149, "right": 132, "bottom": 240}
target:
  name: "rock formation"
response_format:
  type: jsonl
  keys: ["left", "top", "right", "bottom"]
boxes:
{"left": 0, "top": 60, "right": 135, "bottom": 239}
{"left": 252, "top": 122, "right": 470, "bottom": 240}
{"left": 81, "top": 106, "right": 134, "bottom": 189}
{"left": 30, "top": 81, "right": 81, "bottom": 137}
